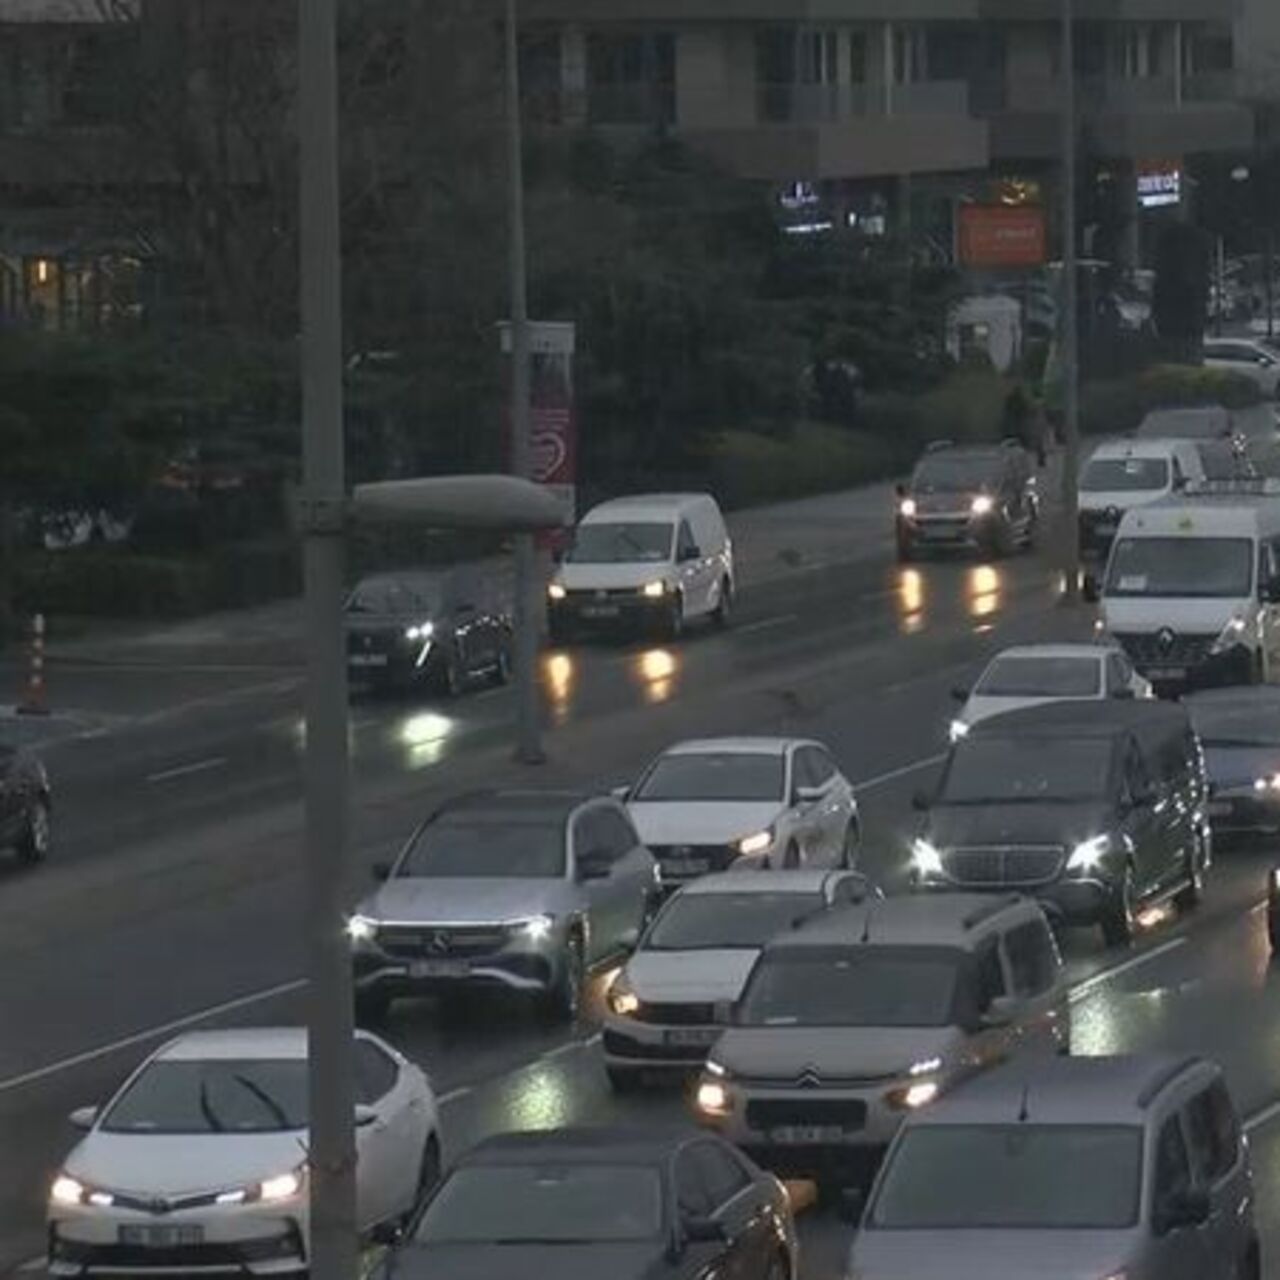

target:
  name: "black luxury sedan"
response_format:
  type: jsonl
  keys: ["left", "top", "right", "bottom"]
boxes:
{"left": 345, "top": 566, "right": 512, "bottom": 696}
{"left": 0, "top": 743, "right": 51, "bottom": 867}
{"left": 1186, "top": 686, "right": 1280, "bottom": 840}
{"left": 380, "top": 1127, "right": 799, "bottom": 1280}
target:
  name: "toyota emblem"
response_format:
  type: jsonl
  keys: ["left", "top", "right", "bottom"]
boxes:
{"left": 149, "top": 1197, "right": 171, "bottom": 1215}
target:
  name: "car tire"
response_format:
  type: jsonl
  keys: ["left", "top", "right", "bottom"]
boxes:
{"left": 15, "top": 799, "right": 50, "bottom": 865}
{"left": 712, "top": 578, "right": 733, "bottom": 629}
{"left": 839, "top": 822, "right": 860, "bottom": 869}
{"left": 896, "top": 536, "right": 916, "bottom": 564}
{"left": 605, "top": 1065, "right": 644, "bottom": 1094}
{"left": 763, "top": 1252, "right": 790, "bottom": 1280}
{"left": 492, "top": 645, "right": 512, "bottom": 686}
{"left": 354, "top": 988, "right": 392, "bottom": 1026}
{"left": 1239, "top": 1239, "right": 1262, "bottom": 1280}
{"left": 413, "top": 1135, "right": 441, "bottom": 1212}
{"left": 439, "top": 652, "right": 465, "bottom": 698}
{"left": 538, "top": 935, "right": 583, "bottom": 1024}
{"left": 1101, "top": 864, "right": 1136, "bottom": 947}
{"left": 1174, "top": 835, "right": 1206, "bottom": 913}
{"left": 782, "top": 841, "right": 801, "bottom": 870}
{"left": 664, "top": 595, "right": 685, "bottom": 642}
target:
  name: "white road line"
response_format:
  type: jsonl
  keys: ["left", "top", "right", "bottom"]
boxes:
{"left": 439, "top": 1085, "right": 473, "bottom": 1107}
{"left": 853, "top": 753, "right": 946, "bottom": 793}
{"left": 16, "top": 1256, "right": 43, "bottom": 1272}
{"left": 0, "top": 980, "right": 306, "bottom": 1095}
{"left": 1068, "top": 937, "right": 1187, "bottom": 1004}
{"left": 146, "top": 756, "right": 228, "bottom": 784}
{"left": 736, "top": 614, "right": 799, "bottom": 637}
{"left": 1245, "top": 1096, "right": 1280, "bottom": 1134}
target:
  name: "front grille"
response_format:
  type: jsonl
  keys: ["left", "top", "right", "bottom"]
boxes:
{"left": 746, "top": 1098, "right": 867, "bottom": 1129}
{"left": 635, "top": 1001, "right": 716, "bottom": 1026}
{"left": 378, "top": 924, "right": 509, "bottom": 959}
{"left": 942, "top": 845, "right": 1065, "bottom": 887}
{"left": 564, "top": 587, "right": 645, "bottom": 601}
{"left": 1113, "top": 631, "right": 1216, "bottom": 667}
{"left": 601, "top": 1029, "right": 706, "bottom": 1061}
{"left": 51, "top": 1234, "right": 300, "bottom": 1268}
{"left": 649, "top": 845, "right": 739, "bottom": 878}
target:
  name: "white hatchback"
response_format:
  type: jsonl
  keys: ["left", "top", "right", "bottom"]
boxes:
{"left": 47, "top": 1028, "right": 440, "bottom": 1277}
{"left": 623, "top": 737, "right": 860, "bottom": 892}
{"left": 950, "top": 643, "right": 1151, "bottom": 741}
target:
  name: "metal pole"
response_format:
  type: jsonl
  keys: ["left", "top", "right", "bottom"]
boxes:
{"left": 298, "top": 0, "right": 357, "bottom": 1275}
{"left": 505, "top": 0, "right": 543, "bottom": 764}
{"left": 1059, "top": 0, "right": 1081, "bottom": 598}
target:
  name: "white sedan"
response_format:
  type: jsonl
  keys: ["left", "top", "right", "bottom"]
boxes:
{"left": 950, "top": 643, "right": 1152, "bottom": 741}
{"left": 47, "top": 1027, "right": 440, "bottom": 1276}
{"left": 622, "top": 736, "right": 859, "bottom": 891}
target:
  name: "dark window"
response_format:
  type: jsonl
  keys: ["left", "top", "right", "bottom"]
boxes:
{"left": 1186, "top": 1081, "right": 1240, "bottom": 1184}
{"left": 1154, "top": 1115, "right": 1193, "bottom": 1205}
{"left": 354, "top": 1039, "right": 399, "bottom": 1104}
{"left": 1004, "top": 920, "right": 1058, "bottom": 998}
{"left": 581, "top": 806, "right": 636, "bottom": 862}
{"left": 689, "top": 1142, "right": 751, "bottom": 1209}
{"left": 586, "top": 31, "right": 674, "bottom": 126}
{"left": 677, "top": 520, "right": 699, "bottom": 559}
{"left": 675, "top": 1150, "right": 715, "bottom": 1218}
{"left": 976, "top": 940, "right": 1006, "bottom": 1010}
{"left": 1106, "top": 653, "right": 1132, "bottom": 695}
{"left": 795, "top": 747, "right": 836, "bottom": 790}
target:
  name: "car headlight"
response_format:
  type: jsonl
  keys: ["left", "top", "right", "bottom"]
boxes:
{"left": 346, "top": 914, "right": 378, "bottom": 943}
{"left": 215, "top": 1167, "right": 305, "bottom": 1207}
{"left": 898, "top": 497, "right": 918, "bottom": 518}
{"left": 948, "top": 718, "right": 969, "bottom": 743}
{"left": 696, "top": 1079, "right": 732, "bottom": 1117}
{"left": 404, "top": 620, "right": 435, "bottom": 642}
{"left": 1255, "top": 775, "right": 1280, "bottom": 793}
{"left": 641, "top": 580, "right": 667, "bottom": 598}
{"left": 608, "top": 973, "right": 640, "bottom": 1017}
{"left": 908, "top": 1056, "right": 942, "bottom": 1077}
{"left": 51, "top": 1174, "right": 112, "bottom": 1208}
{"left": 970, "top": 494, "right": 995, "bottom": 516}
{"left": 512, "top": 914, "right": 555, "bottom": 942}
{"left": 1067, "top": 834, "right": 1111, "bottom": 872}
{"left": 910, "top": 838, "right": 944, "bottom": 877}
{"left": 547, "top": 582, "right": 567, "bottom": 601}
{"left": 736, "top": 828, "right": 774, "bottom": 857}
{"left": 886, "top": 1080, "right": 940, "bottom": 1111}
{"left": 1210, "top": 616, "right": 1248, "bottom": 654}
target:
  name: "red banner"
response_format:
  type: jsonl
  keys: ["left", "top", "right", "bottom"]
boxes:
{"left": 958, "top": 205, "right": 1047, "bottom": 268}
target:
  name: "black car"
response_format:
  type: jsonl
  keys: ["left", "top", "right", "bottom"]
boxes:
{"left": 345, "top": 566, "right": 512, "bottom": 695}
{"left": 911, "top": 701, "right": 1208, "bottom": 945}
{"left": 1186, "top": 687, "right": 1280, "bottom": 840}
{"left": 0, "top": 744, "right": 51, "bottom": 867}
{"left": 382, "top": 1127, "right": 799, "bottom": 1280}
{"left": 895, "top": 440, "right": 1038, "bottom": 562}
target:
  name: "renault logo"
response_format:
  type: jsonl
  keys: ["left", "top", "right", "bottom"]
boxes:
{"left": 1157, "top": 627, "right": 1176, "bottom": 651}
{"left": 796, "top": 1066, "right": 822, "bottom": 1088}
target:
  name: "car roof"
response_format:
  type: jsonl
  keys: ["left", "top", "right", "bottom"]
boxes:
{"left": 984, "top": 644, "right": 1107, "bottom": 663}
{"left": 678, "top": 869, "right": 851, "bottom": 897}
{"left": 1135, "top": 405, "right": 1231, "bottom": 437}
{"left": 1087, "top": 438, "right": 1193, "bottom": 459}
{"left": 916, "top": 445, "right": 1008, "bottom": 466}
{"left": 438, "top": 790, "right": 593, "bottom": 820}
{"left": 661, "top": 737, "right": 799, "bottom": 757}
{"left": 155, "top": 1028, "right": 310, "bottom": 1061}
{"left": 1184, "top": 685, "right": 1280, "bottom": 712}
{"left": 460, "top": 1126, "right": 704, "bottom": 1167}
{"left": 352, "top": 570, "right": 444, "bottom": 592}
{"left": 582, "top": 494, "right": 711, "bottom": 521}
{"left": 770, "top": 893, "right": 1030, "bottom": 950}
{"left": 906, "top": 1054, "right": 1208, "bottom": 1127}
{"left": 970, "top": 698, "right": 1188, "bottom": 742}
{"left": 1120, "top": 495, "right": 1280, "bottom": 534}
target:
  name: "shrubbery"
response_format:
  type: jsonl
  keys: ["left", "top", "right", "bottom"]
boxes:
{"left": 1080, "top": 365, "right": 1262, "bottom": 436}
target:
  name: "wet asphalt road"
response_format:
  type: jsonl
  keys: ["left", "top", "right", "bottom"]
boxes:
{"left": 5, "top": 535, "right": 1280, "bottom": 1277}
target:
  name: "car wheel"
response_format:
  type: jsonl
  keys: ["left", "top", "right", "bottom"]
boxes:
{"left": 1239, "top": 1239, "right": 1262, "bottom": 1280}
{"left": 538, "top": 935, "right": 583, "bottom": 1024}
{"left": 439, "top": 652, "right": 465, "bottom": 698}
{"left": 1101, "top": 864, "right": 1136, "bottom": 947}
{"left": 354, "top": 987, "right": 392, "bottom": 1026}
{"left": 762, "top": 1251, "right": 791, "bottom": 1280}
{"left": 1174, "top": 835, "right": 1206, "bottom": 913}
{"left": 606, "top": 1065, "right": 644, "bottom": 1094}
{"left": 413, "top": 1136, "right": 441, "bottom": 1213}
{"left": 15, "top": 799, "right": 50, "bottom": 865}
{"left": 664, "top": 595, "right": 685, "bottom": 641}
{"left": 783, "top": 841, "right": 801, "bottom": 870}
{"left": 711, "top": 578, "right": 733, "bottom": 629}
{"left": 839, "top": 822, "right": 860, "bottom": 869}
{"left": 896, "top": 536, "right": 916, "bottom": 564}
{"left": 492, "top": 645, "right": 512, "bottom": 686}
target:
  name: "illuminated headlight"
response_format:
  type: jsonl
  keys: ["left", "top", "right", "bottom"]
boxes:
{"left": 1067, "top": 834, "right": 1111, "bottom": 872}
{"left": 898, "top": 498, "right": 918, "bottom": 518}
{"left": 736, "top": 829, "right": 774, "bottom": 857}
{"left": 1271, "top": 867, "right": 1280, "bottom": 892}
{"left": 258, "top": 1170, "right": 303, "bottom": 1203}
{"left": 886, "top": 1080, "right": 940, "bottom": 1110}
{"left": 696, "top": 1080, "right": 732, "bottom": 1117}
{"left": 346, "top": 914, "right": 378, "bottom": 943}
{"left": 513, "top": 914, "right": 555, "bottom": 942}
{"left": 404, "top": 620, "right": 435, "bottom": 642}
{"left": 547, "top": 583, "right": 567, "bottom": 601}
{"left": 970, "top": 494, "right": 995, "bottom": 516}
{"left": 1254, "top": 775, "right": 1280, "bottom": 793}
{"left": 909, "top": 1056, "right": 942, "bottom": 1077}
{"left": 51, "top": 1175, "right": 110, "bottom": 1207}
{"left": 948, "top": 718, "right": 970, "bottom": 743}
{"left": 1210, "top": 616, "right": 1248, "bottom": 654}
{"left": 608, "top": 973, "right": 640, "bottom": 1017}
{"left": 910, "top": 839, "right": 944, "bottom": 878}
{"left": 641, "top": 580, "right": 667, "bottom": 599}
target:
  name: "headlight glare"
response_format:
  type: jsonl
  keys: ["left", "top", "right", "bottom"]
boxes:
{"left": 404, "top": 620, "right": 435, "bottom": 642}
{"left": 910, "top": 839, "right": 944, "bottom": 877}
{"left": 1068, "top": 834, "right": 1111, "bottom": 871}
{"left": 608, "top": 973, "right": 640, "bottom": 1016}
{"left": 1210, "top": 616, "right": 1247, "bottom": 654}
{"left": 346, "top": 914, "right": 377, "bottom": 943}
{"left": 51, "top": 1175, "right": 87, "bottom": 1206}
{"left": 696, "top": 1080, "right": 731, "bottom": 1116}
{"left": 547, "top": 582, "right": 567, "bottom": 601}
{"left": 948, "top": 718, "right": 969, "bottom": 742}
{"left": 515, "top": 914, "right": 555, "bottom": 942}
{"left": 971, "top": 494, "right": 995, "bottom": 516}
{"left": 737, "top": 829, "right": 774, "bottom": 857}
{"left": 899, "top": 498, "right": 918, "bottom": 518}
{"left": 909, "top": 1056, "right": 942, "bottom": 1077}
{"left": 258, "top": 1170, "right": 303, "bottom": 1203}
{"left": 641, "top": 580, "right": 667, "bottom": 598}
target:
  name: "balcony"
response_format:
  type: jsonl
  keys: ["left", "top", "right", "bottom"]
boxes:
{"left": 756, "top": 79, "right": 970, "bottom": 124}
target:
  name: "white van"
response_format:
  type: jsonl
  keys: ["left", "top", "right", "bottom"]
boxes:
{"left": 1078, "top": 439, "right": 1205, "bottom": 560}
{"left": 1094, "top": 482, "right": 1280, "bottom": 690}
{"left": 547, "top": 493, "right": 733, "bottom": 640}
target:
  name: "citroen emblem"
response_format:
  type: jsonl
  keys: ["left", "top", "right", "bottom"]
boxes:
{"left": 797, "top": 1066, "right": 822, "bottom": 1088}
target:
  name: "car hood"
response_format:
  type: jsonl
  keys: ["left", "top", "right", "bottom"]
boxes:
{"left": 1104, "top": 597, "right": 1243, "bottom": 635}
{"left": 345, "top": 610, "right": 434, "bottom": 632}
{"left": 1204, "top": 744, "right": 1280, "bottom": 792}
{"left": 556, "top": 563, "right": 673, "bottom": 592}
{"left": 66, "top": 1130, "right": 307, "bottom": 1197}
{"left": 626, "top": 950, "right": 759, "bottom": 1003}
{"left": 713, "top": 1025, "right": 959, "bottom": 1079}
{"left": 362, "top": 877, "right": 571, "bottom": 925}
{"left": 628, "top": 802, "right": 782, "bottom": 847}
{"left": 926, "top": 800, "right": 1114, "bottom": 850}
{"left": 959, "top": 692, "right": 1095, "bottom": 728}
{"left": 1079, "top": 489, "right": 1167, "bottom": 514}
{"left": 388, "top": 1241, "right": 666, "bottom": 1280}
{"left": 850, "top": 1228, "right": 1132, "bottom": 1280}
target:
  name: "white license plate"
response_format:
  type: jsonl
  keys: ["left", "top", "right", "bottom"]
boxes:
{"left": 770, "top": 1125, "right": 845, "bottom": 1144}
{"left": 665, "top": 857, "right": 711, "bottom": 876}
{"left": 1149, "top": 667, "right": 1187, "bottom": 681}
{"left": 118, "top": 1225, "right": 204, "bottom": 1246}
{"left": 1208, "top": 800, "right": 1234, "bottom": 817}
{"left": 664, "top": 1027, "right": 719, "bottom": 1047}
{"left": 349, "top": 653, "right": 389, "bottom": 667}
{"left": 581, "top": 605, "right": 620, "bottom": 619}
{"left": 1094, "top": 523, "right": 1117, "bottom": 537}
{"left": 409, "top": 959, "right": 469, "bottom": 979}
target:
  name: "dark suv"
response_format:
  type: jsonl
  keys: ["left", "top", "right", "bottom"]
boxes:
{"left": 910, "top": 701, "right": 1209, "bottom": 946}
{"left": 895, "top": 441, "right": 1038, "bottom": 561}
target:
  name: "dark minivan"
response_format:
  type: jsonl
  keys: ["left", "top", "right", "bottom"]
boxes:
{"left": 911, "top": 702, "right": 1209, "bottom": 945}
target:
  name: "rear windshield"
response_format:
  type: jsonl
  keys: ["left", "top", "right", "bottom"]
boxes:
{"left": 976, "top": 656, "right": 1101, "bottom": 698}
{"left": 1081, "top": 457, "right": 1169, "bottom": 492}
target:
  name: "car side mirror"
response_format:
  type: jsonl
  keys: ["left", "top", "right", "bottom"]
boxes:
{"left": 1172, "top": 474, "right": 1188, "bottom": 492}
{"left": 1081, "top": 573, "right": 1100, "bottom": 604}
{"left": 611, "top": 783, "right": 631, "bottom": 802}
{"left": 1156, "top": 1187, "right": 1210, "bottom": 1235}
{"left": 1261, "top": 578, "right": 1280, "bottom": 604}
{"left": 577, "top": 852, "right": 611, "bottom": 881}
{"left": 678, "top": 544, "right": 701, "bottom": 563}
{"left": 682, "top": 1216, "right": 726, "bottom": 1244}
{"left": 1125, "top": 789, "right": 1156, "bottom": 814}
{"left": 982, "top": 994, "right": 1018, "bottom": 1027}
{"left": 950, "top": 686, "right": 969, "bottom": 702}
{"left": 371, "top": 860, "right": 392, "bottom": 882}
{"left": 355, "top": 1103, "right": 379, "bottom": 1128}
{"left": 793, "top": 784, "right": 823, "bottom": 804}
{"left": 911, "top": 791, "right": 931, "bottom": 812}
{"left": 69, "top": 1105, "right": 98, "bottom": 1131}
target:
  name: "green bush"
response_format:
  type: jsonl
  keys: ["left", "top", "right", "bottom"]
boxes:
{"left": 1081, "top": 364, "right": 1262, "bottom": 436}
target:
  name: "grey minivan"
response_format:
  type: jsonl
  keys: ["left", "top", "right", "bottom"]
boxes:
{"left": 850, "top": 1054, "right": 1259, "bottom": 1280}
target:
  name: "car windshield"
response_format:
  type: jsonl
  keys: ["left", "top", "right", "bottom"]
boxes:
{"left": 1105, "top": 536, "right": 1253, "bottom": 599}
{"left": 912, "top": 457, "right": 998, "bottom": 493}
{"left": 1188, "top": 699, "right": 1280, "bottom": 747}
{"left": 568, "top": 522, "right": 673, "bottom": 564}
{"left": 869, "top": 1125, "right": 1143, "bottom": 1230}
{"left": 645, "top": 891, "right": 823, "bottom": 951}
{"left": 975, "top": 656, "right": 1101, "bottom": 698}
{"left": 634, "top": 752, "right": 784, "bottom": 802}
{"left": 346, "top": 579, "right": 434, "bottom": 615}
{"left": 414, "top": 1163, "right": 664, "bottom": 1243}
{"left": 1081, "top": 457, "right": 1169, "bottom": 492}
{"left": 942, "top": 737, "right": 1111, "bottom": 803}
{"left": 102, "top": 1059, "right": 307, "bottom": 1133}
{"left": 736, "top": 947, "right": 962, "bottom": 1027}
{"left": 398, "top": 813, "right": 565, "bottom": 878}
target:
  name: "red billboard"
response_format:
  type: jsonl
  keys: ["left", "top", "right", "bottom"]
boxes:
{"left": 958, "top": 205, "right": 1047, "bottom": 268}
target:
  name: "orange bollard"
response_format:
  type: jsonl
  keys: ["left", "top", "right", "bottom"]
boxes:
{"left": 17, "top": 612, "right": 49, "bottom": 717}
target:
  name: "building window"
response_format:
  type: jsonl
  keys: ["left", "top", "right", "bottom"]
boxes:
{"left": 849, "top": 31, "right": 868, "bottom": 84}
{"left": 893, "top": 26, "right": 926, "bottom": 84}
{"left": 586, "top": 31, "right": 674, "bottom": 127}
{"left": 799, "top": 30, "right": 838, "bottom": 85}
{"left": 1183, "top": 22, "right": 1233, "bottom": 74}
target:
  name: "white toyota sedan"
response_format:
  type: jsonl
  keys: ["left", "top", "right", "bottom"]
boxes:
{"left": 622, "top": 736, "right": 859, "bottom": 892}
{"left": 950, "top": 643, "right": 1152, "bottom": 742}
{"left": 47, "top": 1028, "right": 440, "bottom": 1276}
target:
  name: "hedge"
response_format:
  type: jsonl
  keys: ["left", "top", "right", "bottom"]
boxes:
{"left": 1080, "top": 364, "right": 1262, "bottom": 437}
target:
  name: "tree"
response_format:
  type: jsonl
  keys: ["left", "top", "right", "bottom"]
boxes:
{"left": 1152, "top": 224, "right": 1211, "bottom": 362}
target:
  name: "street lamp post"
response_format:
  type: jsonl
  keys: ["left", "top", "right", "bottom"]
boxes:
{"left": 1059, "top": 0, "right": 1082, "bottom": 598}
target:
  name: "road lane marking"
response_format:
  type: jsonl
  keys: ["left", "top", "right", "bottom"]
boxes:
{"left": 0, "top": 980, "right": 306, "bottom": 1095}
{"left": 1245, "top": 1097, "right": 1280, "bottom": 1134}
{"left": 146, "top": 756, "right": 229, "bottom": 784}
{"left": 439, "top": 1084, "right": 473, "bottom": 1107}
{"left": 736, "top": 615, "right": 799, "bottom": 637}
{"left": 853, "top": 753, "right": 946, "bottom": 793}
{"left": 16, "top": 1257, "right": 42, "bottom": 1273}
{"left": 1068, "top": 937, "right": 1187, "bottom": 1004}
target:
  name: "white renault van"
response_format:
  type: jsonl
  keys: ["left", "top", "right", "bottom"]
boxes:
{"left": 547, "top": 493, "right": 734, "bottom": 640}
{"left": 1094, "top": 481, "right": 1280, "bottom": 692}
{"left": 1078, "top": 439, "right": 1206, "bottom": 561}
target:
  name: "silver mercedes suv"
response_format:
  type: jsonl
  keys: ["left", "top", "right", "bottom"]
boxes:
{"left": 692, "top": 893, "right": 1068, "bottom": 1182}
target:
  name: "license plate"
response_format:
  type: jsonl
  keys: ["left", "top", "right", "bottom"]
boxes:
{"left": 348, "top": 653, "right": 388, "bottom": 667}
{"left": 118, "top": 1224, "right": 204, "bottom": 1246}
{"left": 1208, "top": 800, "right": 1234, "bottom": 817}
{"left": 581, "top": 605, "right": 620, "bottom": 619}
{"left": 1095, "top": 523, "right": 1117, "bottom": 537}
{"left": 770, "top": 1125, "right": 845, "bottom": 1144}
{"left": 409, "top": 959, "right": 469, "bottom": 979}
{"left": 664, "top": 857, "right": 710, "bottom": 876}
{"left": 1149, "top": 667, "right": 1187, "bottom": 681}
{"left": 664, "top": 1027, "right": 719, "bottom": 1047}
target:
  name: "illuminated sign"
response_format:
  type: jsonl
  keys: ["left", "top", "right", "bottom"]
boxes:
{"left": 1137, "top": 164, "right": 1181, "bottom": 209}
